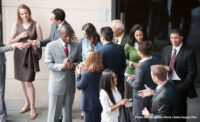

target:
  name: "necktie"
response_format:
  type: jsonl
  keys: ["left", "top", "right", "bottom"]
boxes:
{"left": 115, "top": 38, "right": 119, "bottom": 44}
{"left": 168, "top": 49, "right": 177, "bottom": 79}
{"left": 64, "top": 44, "right": 69, "bottom": 57}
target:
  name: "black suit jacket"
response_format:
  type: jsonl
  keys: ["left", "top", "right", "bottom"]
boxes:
{"left": 98, "top": 42, "right": 126, "bottom": 90}
{"left": 40, "top": 20, "right": 74, "bottom": 47}
{"left": 149, "top": 81, "right": 177, "bottom": 122}
{"left": 161, "top": 45, "right": 197, "bottom": 98}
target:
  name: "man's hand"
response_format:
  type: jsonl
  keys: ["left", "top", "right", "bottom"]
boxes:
{"left": 72, "top": 34, "right": 79, "bottom": 41}
{"left": 127, "top": 75, "right": 135, "bottom": 82}
{"left": 62, "top": 58, "right": 70, "bottom": 68}
{"left": 13, "top": 42, "right": 26, "bottom": 50}
{"left": 138, "top": 84, "right": 154, "bottom": 98}
{"left": 132, "top": 62, "right": 138, "bottom": 68}
{"left": 164, "top": 65, "right": 170, "bottom": 72}
{"left": 142, "top": 107, "right": 150, "bottom": 118}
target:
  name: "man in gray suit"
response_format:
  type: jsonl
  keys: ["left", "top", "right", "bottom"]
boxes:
{"left": 0, "top": 42, "right": 25, "bottom": 122}
{"left": 33, "top": 8, "right": 74, "bottom": 47}
{"left": 45, "top": 25, "right": 81, "bottom": 122}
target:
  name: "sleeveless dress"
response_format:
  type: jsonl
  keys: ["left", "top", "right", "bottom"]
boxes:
{"left": 14, "top": 22, "right": 42, "bottom": 82}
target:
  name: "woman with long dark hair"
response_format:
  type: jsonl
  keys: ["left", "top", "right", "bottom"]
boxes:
{"left": 81, "top": 23, "right": 102, "bottom": 61}
{"left": 99, "top": 69, "right": 128, "bottom": 122}
{"left": 124, "top": 24, "right": 149, "bottom": 99}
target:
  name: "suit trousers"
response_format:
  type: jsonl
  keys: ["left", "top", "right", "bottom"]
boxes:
{"left": 132, "top": 98, "right": 151, "bottom": 122}
{"left": 124, "top": 77, "right": 133, "bottom": 99}
{"left": 47, "top": 91, "right": 75, "bottom": 122}
{"left": 173, "top": 80, "right": 187, "bottom": 122}
{"left": 83, "top": 111, "right": 101, "bottom": 122}
{"left": 0, "top": 65, "right": 7, "bottom": 122}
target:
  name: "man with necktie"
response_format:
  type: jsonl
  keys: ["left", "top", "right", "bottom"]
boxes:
{"left": 45, "top": 25, "right": 81, "bottom": 122}
{"left": 160, "top": 29, "right": 197, "bottom": 122}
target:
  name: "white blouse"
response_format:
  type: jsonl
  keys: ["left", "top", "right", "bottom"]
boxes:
{"left": 100, "top": 86, "right": 122, "bottom": 122}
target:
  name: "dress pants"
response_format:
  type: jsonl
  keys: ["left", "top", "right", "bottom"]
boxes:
{"left": 47, "top": 90, "right": 75, "bottom": 122}
{"left": 83, "top": 111, "right": 101, "bottom": 122}
{"left": 132, "top": 98, "right": 151, "bottom": 122}
{"left": 173, "top": 80, "right": 187, "bottom": 122}
{"left": 124, "top": 77, "right": 133, "bottom": 99}
{"left": 0, "top": 65, "right": 7, "bottom": 122}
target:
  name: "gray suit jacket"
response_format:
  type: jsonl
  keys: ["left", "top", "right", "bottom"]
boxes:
{"left": 128, "top": 57, "right": 159, "bottom": 99}
{"left": 45, "top": 38, "right": 81, "bottom": 95}
{"left": 40, "top": 20, "right": 74, "bottom": 47}
{"left": 0, "top": 44, "right": 14, "bottom": 65}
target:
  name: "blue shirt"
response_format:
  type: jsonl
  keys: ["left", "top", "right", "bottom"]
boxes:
{"left": 81, "top": 38, "right": 102, "bottom": 61}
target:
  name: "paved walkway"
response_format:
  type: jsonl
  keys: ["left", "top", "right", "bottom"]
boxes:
{"left": 5, "top": 87, "right": 200, "bottom": 122}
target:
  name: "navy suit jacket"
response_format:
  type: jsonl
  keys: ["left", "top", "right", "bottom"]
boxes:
{"left": 76, "top": 71, "right": 102, "bottom": 112}
{"left": 98, "top": 42, "right": 126, "bottom": 90}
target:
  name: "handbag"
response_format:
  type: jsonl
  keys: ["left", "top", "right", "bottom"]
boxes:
{"left": 119, "top": 105, "right": 136, "bottom": 122}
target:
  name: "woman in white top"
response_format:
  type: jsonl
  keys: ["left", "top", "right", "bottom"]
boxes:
{"left": 99, "top": 69, "right": 128, "bottom": 122}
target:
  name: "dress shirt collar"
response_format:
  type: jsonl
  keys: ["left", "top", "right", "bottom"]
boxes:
{"left": 57, "top": 20, "right": 65, "bottom": 31}
{"left": 103, "top": 41, "right": 112, "bottom": 45}
{"left": 115, "top": 32, "right": 124, "bottom": 44}
{"left": 156, "top": 80, "right": 167, "bottom": 92}
{"left": 139, "top": 56, "right": 152, "bottom": 63}
{"left": 172, "top": 42, "right": 183, "bottom": 55}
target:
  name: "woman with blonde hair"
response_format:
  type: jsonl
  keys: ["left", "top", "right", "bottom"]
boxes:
{"left": 9, "top": 4, "right": 43, "bottom": 119}
{"left": 76, "top": 50, "right": 103, "bottom": 122}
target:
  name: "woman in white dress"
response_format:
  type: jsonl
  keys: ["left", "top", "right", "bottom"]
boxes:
{"left": 99, "top": 69, "right": 128, "bottom": 122}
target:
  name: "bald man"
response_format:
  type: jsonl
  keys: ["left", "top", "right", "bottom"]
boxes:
{"left": 45, "top": 25, "right": 81, "bottom": 122}
{"left": 111, "top": 20, "right": 129, "bottom": 46}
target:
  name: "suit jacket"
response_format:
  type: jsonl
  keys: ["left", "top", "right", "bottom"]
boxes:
{"left": 40, "top": 20, "right": 74, "bottom": 47}
{"left": 128, "top": 57, "right": 159, "bottom": 99}
{"left": 161, "top": 45, "right": 197, "bottom": 98}
{"left": 98, "top": 42, "right": 126, "bottom": 90}
{"left": 76, "top": 71, "right": 102, "bottom": 112}
{"left": 45, "top": 38, "right": 81, "bottom": 95}
{"left": 0, "top": 44, "right": 14, "bottom": 65}
{"left": 149, "top": 81, "right": 177, "bottom": 122}
{"left": 113, "top": 33, "right": 129, "bottom": 47}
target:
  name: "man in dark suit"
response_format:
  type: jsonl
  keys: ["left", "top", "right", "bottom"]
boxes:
{"left": 98, "top": 26, "right": 126, "bottom": 91}
{"left": 111, "top": 20, "right": 129, "bottom": 46}
{"left": 160, "top": 29, "right": 197, "bottom": 122}
{"left": 34, "top": 8, "right": 74, "bottom": 47}
{"left": 139, "top": 65, "right": 177, "bottom": 122}
{"left": 127, "top": 41, "right": 159, "bottom": 122}
{"left": 0, "top": 42, "right": 25, "bottom": 122}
